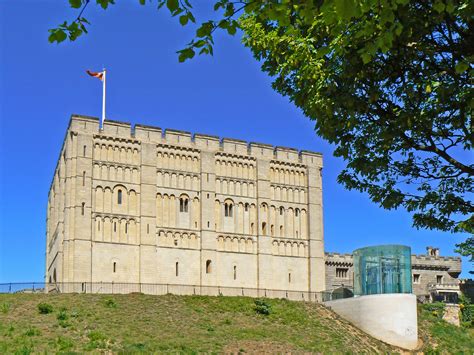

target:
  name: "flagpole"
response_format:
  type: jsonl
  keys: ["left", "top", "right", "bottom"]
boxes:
{"left": 102, "top": 68, "right": 106, "bottom": 129}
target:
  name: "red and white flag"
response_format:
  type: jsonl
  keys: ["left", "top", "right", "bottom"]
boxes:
{"left": 86, "top": 70, "right": 104, "bottom": 81}
{"left": 86, "top": 68, "right": 107, "bottom": 127}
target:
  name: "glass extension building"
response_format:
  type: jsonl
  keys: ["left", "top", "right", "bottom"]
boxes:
{"left": 353, "top": 245, "right": 412, "bottom": 296}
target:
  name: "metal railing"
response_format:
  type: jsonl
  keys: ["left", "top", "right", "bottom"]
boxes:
{"left": 0, "top": 282, "right": 330, "bottom": 302}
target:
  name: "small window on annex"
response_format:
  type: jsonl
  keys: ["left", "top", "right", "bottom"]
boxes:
{"left": 413, "top": 274, "right": 420, "bottom": 284}
{"left": 336, "top": 268, "right": 348, "bottom": 278}
{"left": 436, "top": 275, "right": 443, "bottom": 285}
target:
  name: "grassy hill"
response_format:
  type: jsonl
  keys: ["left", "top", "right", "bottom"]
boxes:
{"left": 0, "top": 293, "right": 472, "bottom": 353}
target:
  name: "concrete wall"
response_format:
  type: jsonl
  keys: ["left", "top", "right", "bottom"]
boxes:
{"left": 46, "top": 114, "right": 325, "bottom": 292}
{"left": 324, "top": 294, "right": 418, "bottom": 350}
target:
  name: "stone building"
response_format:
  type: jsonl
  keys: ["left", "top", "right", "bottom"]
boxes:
{"left": 325, "top": 247, "right": 462, "bottom": 301}
{"left": 45, "top": 114, "right": 325, "bottom": 294}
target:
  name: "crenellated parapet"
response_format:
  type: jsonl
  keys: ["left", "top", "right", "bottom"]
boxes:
{"left": 67, "top": 114, "right": 322, "bottom": 163}
{"left": 325, "top": 252, "right": 354, "bottom": 267}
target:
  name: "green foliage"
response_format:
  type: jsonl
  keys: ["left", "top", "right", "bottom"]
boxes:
{"left": 455, "top": 237, "right": 474, "bottom": 273}
{"left": 57, "top": 308, "right": 68, "bottom": 321}
{"left": 37, "top": 302, "right": 53, "bottom": 314}
{"left": 254, "top": 298, "right": 271, "bottom": 315}
{"left": 422, "top": 302, "right": 446, "bottom": 319}
{"left": 1, "top": 302, "right": 11, "bottom": 314}
{"left": 104, "top": 297, "right": 117, "bottom": 308}
{"left": 459, "top": 294, "right": 473, "bottom": 325}
{"left": 24, "top": 327, "right": 41, "bottom": 337}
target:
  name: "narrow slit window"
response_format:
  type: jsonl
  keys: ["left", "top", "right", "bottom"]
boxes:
{"left": 98, "top": 220, "right": 101, "bottom": 231}
{"left": 125, "top": 222, "right": 128, "bottom": 234}
{"left": 289, "top": 273, "right": 291, "bottom": 283}
{"left": 280, "top": 207, "right": 284, "bottom": 215}
{"left": 82, "top": 171, "right": 86, "bottom": 186}
{"left": 81, "top": 202, "right": 85, "bottom": 216}
{"left": 114, "top": 222, "right": 117, "bottom": 232}
{"left": 233, "top": 265, "right": 237, "bottom": 280}
{"left": 176, "top": 262, "right": 179, "bottom": 277}
{"left": 117, "top": 190, "right": 122, "bottom": 205}
{"left": 147, "top": 224, "right": 149, "bottom": 234}
{"left": 113, "top": 262, "right": 116, "bottom": 273}
{"left": 83, "top": 145, "right": 86, "bottom": 157}
{"left": 206, "top": 260, "right": 212, "bottom": 274}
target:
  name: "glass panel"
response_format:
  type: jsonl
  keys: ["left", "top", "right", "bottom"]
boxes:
{"left": 353, "top": 245, "right": 412, "bottom": 296}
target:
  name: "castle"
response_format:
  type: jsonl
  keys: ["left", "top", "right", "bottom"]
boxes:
{"left": 46, "top": 114, "right": 462, "bottom": 300}
{"left": 46, "top": 114, "right": 325, "bottom": 294}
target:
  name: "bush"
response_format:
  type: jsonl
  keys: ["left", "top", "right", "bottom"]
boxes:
{"left": 459, "top": 295, "right": 473, "bottom": 325}
{"left": 104, "top": 298, "right": 117, "bottom": 308}
{"left": 38, "top": 302, "right": 54, "bottom": 314}
{"left": 254, "top": 299, "right": 272, "bottom": 315}
{"left": 57, "top": 308, "right": 68, "bottom": 321}
{"left": 1, "top": 302, "right": 11, "bottom": 314}
{"left": 25, "top": 327, "right": 41, "bottom": 337}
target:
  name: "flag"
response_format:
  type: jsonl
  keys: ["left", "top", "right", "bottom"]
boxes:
{"left": 86, "top": 70, "right": 104, "bottom": 81}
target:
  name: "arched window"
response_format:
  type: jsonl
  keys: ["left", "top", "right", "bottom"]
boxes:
{"left": 206, "top": 260, "right": 212, "bottom": 274}
{"left": 245, "top": 203, "right": 249, "bottom": 212}
{"left": 289, "top": 273, "right": 292, "bottom": 283}
{"left": 117, "top": 190, "right": 122, "bottom": 205}
{"left": 175, "top": 262, "right": 179, "bottom": 277}
{"left": 82, "top": 171, "right": 86, "bottom": 186}
{"left": 125, "top": 222, "right": 128, "bottom": 234}
{"left": 295, "top": 209, "right": 299, "bottom": 217}
{"left": 179, "top": 197, "right": 189, "bottom": 212}
{"left": 262, "top": 222, "right": 267, "bottom": 235}
{"left": 280, "top": 225, "right": 284, "bottom": 237}
{"left": 98, "top": 220, "right": 101, "bottom": 231}
{"left": 280, "top": 206, "right": 284, "bottom": 215}
{"left": 114, "top": 222, "right": 117, "bottom": 232}
{"left": 225, "top": 202, "right": 233, "bottom": 217}
{"left": 233, "top": 265, "right": 237, "bottom": 280}
{"left": 113, "top": 262, "right": 116, "bottom": 273}
{"left": 271, "top": 225, "right": 274, "bottom": 236}
{"left": 81, "top": 202, "right": 85, "bottom": 216}
{"left": 250, "top": 223, "right": 254, "bottom": 234}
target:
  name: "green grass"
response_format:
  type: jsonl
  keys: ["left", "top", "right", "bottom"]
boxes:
{"left": 0, "top": 293, "right": 472, "bottom": 353}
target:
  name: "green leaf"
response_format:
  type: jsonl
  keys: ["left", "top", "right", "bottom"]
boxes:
{"left": 196, "top": 22, "right": 213, "bottom": 38}
{"left": 69, "top": 0, "right": 82, "bottom": 9}
{"left": 177, "top": 48, "right": 195, "bottom": 62}
{"left": 179, "top": 15, "right": 188, "bottom": 26}
{"left": 334, "top": 0, "right": 357, "bottom": 20}
{"left": 48, "top": 29, "right": 67, "bottom": 44}
{"left": 433, "top": 1, "right": 445, "bottom": 13}
{"left": 166, "top": 0, "right": 179, "bottom": 13}
{"left": 455, "top": 62, "right": 469, "bottom": 74}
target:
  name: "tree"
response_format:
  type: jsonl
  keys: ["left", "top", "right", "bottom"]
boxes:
{"left": 51, "top": 1, "right": 473, "bottom": 256}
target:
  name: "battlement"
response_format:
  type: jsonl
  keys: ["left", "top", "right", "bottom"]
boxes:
{"left": 325, "top": 252, "right": 354, "bottom": 265}
{"left": 69, "top": 114, "right": 322, "bottom": 164}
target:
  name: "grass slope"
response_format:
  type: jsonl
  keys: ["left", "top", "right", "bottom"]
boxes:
{"left": 0, "top": 293, "right": 472, "bottom": 353}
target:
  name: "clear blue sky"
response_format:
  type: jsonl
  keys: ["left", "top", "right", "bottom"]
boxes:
{"left": 0, "top": 1, "right": 471, "bottom": 282}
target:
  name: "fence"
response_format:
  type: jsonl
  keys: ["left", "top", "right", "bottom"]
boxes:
{"left": 0, "top": 282, "right": 330, "bottom": 302}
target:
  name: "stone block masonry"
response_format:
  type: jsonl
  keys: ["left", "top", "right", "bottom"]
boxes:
{"left": 45, "top": 114, "right": 325, "bottom": 293}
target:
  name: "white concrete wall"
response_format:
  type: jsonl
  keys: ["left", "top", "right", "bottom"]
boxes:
{"left": 324, "top": 294, "right": 418, "bottom": 350}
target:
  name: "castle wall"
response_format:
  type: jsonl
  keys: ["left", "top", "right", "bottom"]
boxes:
{"left": 325, "top": 251, "right": 462, "bottom": 298}
{"left": 46, "top": 114, "right": 325, "bottom": 293}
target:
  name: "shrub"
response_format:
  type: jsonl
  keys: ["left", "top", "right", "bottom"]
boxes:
{"left": 254, "top": 299, "right": 272, "bottom": 315}
{"left": 1, "top": 302, "right": 11, "bottom": 314}
{"left": 25, "top": 327, "right": 41, "bottom": 337}
{"left": 57, "top": 308, "right": 68, "bottom": 321}
{"left": 423, "top": 302, "right": 445, "bottom": 319}
{"left": 38, "top": 302, "right": 53, "bottom": 314}
{"left": 104, "top": 298, "right": 117, "bottom": 308}
{"left": 459, "top": 295, "right": 473, "bottom": 325}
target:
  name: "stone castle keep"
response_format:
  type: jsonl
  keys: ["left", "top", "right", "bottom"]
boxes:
{"left": 46, "top": 114, "right": 325, "bottom": 294}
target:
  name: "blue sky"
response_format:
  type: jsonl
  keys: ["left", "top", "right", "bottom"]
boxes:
{"left": 0, "top": 1, "right": 471, "bottom": 281}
